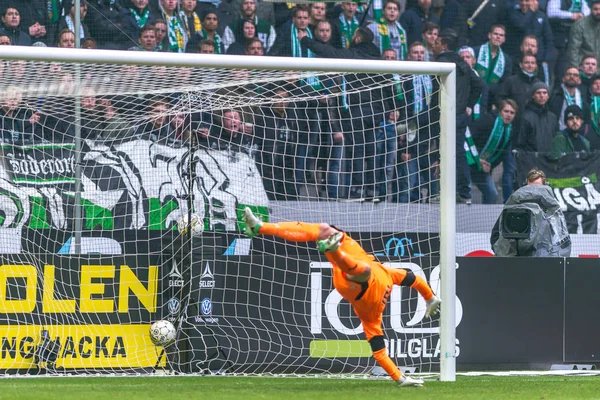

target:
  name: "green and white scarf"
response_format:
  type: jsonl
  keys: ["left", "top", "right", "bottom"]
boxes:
{"left": 464, "top": 127, "right": 479, "bottom": 166}
{"left": 65, "top": 15, "right": 85, "bottom": 39}
{"left": 339, "top": 13, "right": 358, "bottom": 49}
{"left": 480, "top": 116, "right": 511, "bottom": 166}
{"left": 200, "top": 29, "right": 222, "bottom": 54}
{"left": 377, "top": 19, "right": 407, "bottom": 60}
{"left": 592, "top": 96, "right": 600, "bottom": 132}
{"left": 569, "top": 0, "right": 582, "bottom": 13}
{"left": 393, "top": 74, "right": 404, "bottom": 101}
{"left": 167, "top": 15, "right": 187, "bottom": 53}
{"left": 475, "top": 42, "right": 506, "bottom": 85}
{"left": 413, "top": 75, "right": 432, "bottom": 115}
{"left": 465, "top": 116, "right": 511, "bottom": 169}
{"left": 130, "top": 7, "right": 150, "bottom": 28}
{"left": 291, "top": 25, "right": 321, "bottom": 90}
{"left": 372, "top": 0, "right": 383, "bottom": 21}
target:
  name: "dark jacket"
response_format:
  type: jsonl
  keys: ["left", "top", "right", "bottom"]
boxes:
{"left": 86, "top": 0, "right": 130, "bottom": 49}
{"left": 550, "top": 129, "right": 591, "bottom": 157}
{"left": 515, "top": 101, "right": 558, "bottom": 152}
{"left": 496, "top": 69, "right": 540, "bottom": 114}
{"left": 435, "top": 50, "right": 483, "bottom": 116}
{"left": 0, "top": 25, "right": 32, "bottom": 46}
{"left": 399, "top": 6, "right": 440, "bottom": 47}
{"left": 121, "top": 7, "right": 158, "bottom": 48}
{"left": 506, "top": 8, "right": 555, "bottom": 61}
{"left": 474, "top": 45, "right": 512, "bottom": 107}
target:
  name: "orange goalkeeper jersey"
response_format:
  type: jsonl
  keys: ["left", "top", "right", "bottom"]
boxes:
{"left": 326, "top": 234, "right": 409, "bottom": 340}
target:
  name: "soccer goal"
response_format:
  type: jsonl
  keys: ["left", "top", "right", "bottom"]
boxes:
{"left": 0, "top": 46, "right": 456, "bottom": 380}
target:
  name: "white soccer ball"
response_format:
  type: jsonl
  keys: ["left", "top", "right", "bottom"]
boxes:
{"left": 149, "top": 320, "right": 177, "bottom": 346}
{"left": 177, "top": 213, "right": 202, "bottom": 236}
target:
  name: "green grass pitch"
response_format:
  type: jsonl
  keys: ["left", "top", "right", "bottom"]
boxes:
{"left": 1, "top": 375, "right": 600, "bottom": 400}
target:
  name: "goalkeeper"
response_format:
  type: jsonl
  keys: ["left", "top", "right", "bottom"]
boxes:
{"left": 242, "top": 208, "right": 441, "bottom": 387}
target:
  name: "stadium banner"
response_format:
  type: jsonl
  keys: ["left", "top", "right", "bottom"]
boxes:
{"left": 515, "top": 152, "right": 600, "bottom": 213}
{"left": 0, "top": 139, "right": 268, "bottom": 232}
{"left": 0, "top": 143, "right": 76, "bottom": 189}
{"left": 0, "top": 255, "right": 164, "bottom": 371}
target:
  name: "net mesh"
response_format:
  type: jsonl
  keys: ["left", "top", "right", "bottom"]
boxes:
{"left": 0, "top": 57, "right": 443, "bottom": 376}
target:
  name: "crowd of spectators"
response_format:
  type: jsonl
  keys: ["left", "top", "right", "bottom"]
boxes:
{"left": 2, "top": 0, "right": 600, "bottom": 205}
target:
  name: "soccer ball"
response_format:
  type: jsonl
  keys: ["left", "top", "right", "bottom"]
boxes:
{"left": 149, "top": 320, "right": 176, "bottom": 346}
{"left": 177, "top": 213, "right": 202, "bottom": 236}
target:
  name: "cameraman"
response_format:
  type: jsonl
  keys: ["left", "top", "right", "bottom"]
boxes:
{"left": 490, "top": 169, "right": 571, "bottom": 257}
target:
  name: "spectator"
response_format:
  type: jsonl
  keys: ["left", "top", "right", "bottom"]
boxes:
{"left": 180, "top": 0, "right": 203, "bottom": 39}
{"left": 18, "top": 1, "right": 51, "bottom": 46}
{"left": 434, "top": 28, "right": 484, "bottom": 204}
{"left": 226, "top": 18, "right": 256, "bottom": 54}
{"left": 497, "top": 54, "right": 540, "bottom": 120}
{"left": 198, "top": 38, "right": 216, "bottom": 53}
{"left": 313, "top": 20, "right": 332, "bottom": 44}
{"left": 465, "top": 0, "right": 507, "bottom": 47}
{"left": 134, "top": 97, "right": 176, "bottom": 144}
{"left": 58, "top": 0, "right": 90, "bottom": 43}
{"left": 474, "top": 25, "right": 512, "bottom": 109}
{"left": 578, "top": 54, "right": 598, "bottom": 101}
{"left": 395, "top": 42, "right": 436, "bottom": 203}
{"left": 549, "top": 66, "right": 590, "bottom": 130}
{"left": 132, "top": 25, "right": 158, "bottom": 51}
{"left": 86, "top": 0, "right": 129, "bottom": 50}
{"left": 567, "top": 0, "right": 600, "bottom": 67}
{"left": 57, "top": 28, "right": 75, "bottom": 48}
{"left": 367, "top": 0, "right": 407, "bottom": 60}
{"left": 331, "top": 2, "right": 359, "bottom": 49}
{"left": 269, "top": 5, "right": 311, "bottom": 58}
{"left": 0, "top": 33, "right": 11, "bottom": 45}
{"left": 466, "top": 99, "right": 518, "bottom": 204}
{"left": 515, "top": 81, "right": 558, "bottom": 152}
{"left": 550, "top": 104, "right": 596, "bottom": 234}
{"left": 0, "top": 5, "right": 33, "bottom": 46}
{"left": 122, "top": 0, "right": 157, "bottom": 44}
{"left": 245, "top": 36, "right": 264, "bottom": 55}
{"left": 81, "top": 37, "right": 96, "bottom": 49}
{"left": 223, "top": 0, "right": 276, "bottom": 53}
{"left": 547, "top": 0, "right": 589, "bottom": 77}
{"left": 158, "top": 0, "right": 188, "bottom": 52}
{"left": 308, "top": 2, "right": 327, "bottom": 29}
{"left": 506, "top": 0, "right": 555, "bottom": 71}
{"left": 257, "top": 88, "right": 302, "bottom": 200}
{"left": 96, "top": 98, "right": 133, "bottom": 141}
{"left": 585, "top": 74, "right": 600, "bottom": 150}
{"left": 197, "top": 12, "right": 223, "bottom": 53}
{"left": 0, "top": 85, "right": 40, "bottom": 144}
{"left": 421, "top": 21, "right": 439, "bottom": 61}
{"left": 400, "top": 0, "right": 440, "bottom": 46}
{"left": 458, "top": 46, "right": 489, "bottom": 120}
{"left": 152, "top": 19, "right": 169, "bottom": 51}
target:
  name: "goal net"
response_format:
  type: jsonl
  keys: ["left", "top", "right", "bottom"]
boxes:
{"left": 0, "top": 48, "right": 455, "bottom": 378}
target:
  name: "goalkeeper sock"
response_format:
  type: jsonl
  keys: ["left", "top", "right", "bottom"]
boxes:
{"left": 259, "top": 222, "right": 320, "bottom": 242}
{"left": 372, "top": 348, "right": 401, "bottom": 381}
{"left": 410, "top": 275, "right": 434, "bottom": 301}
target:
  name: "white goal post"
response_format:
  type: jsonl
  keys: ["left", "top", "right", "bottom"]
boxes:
{"left": 0, "top": 46, "right": 456, "bottom": 380}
